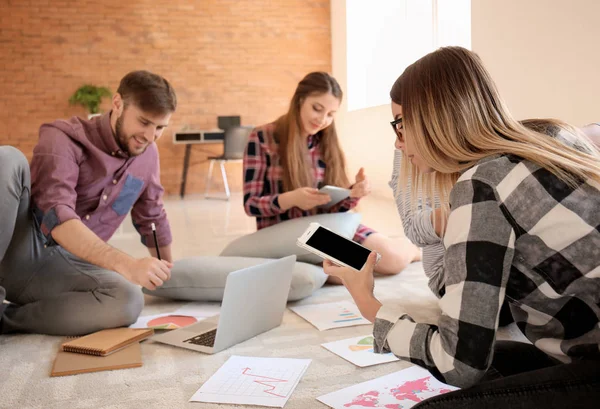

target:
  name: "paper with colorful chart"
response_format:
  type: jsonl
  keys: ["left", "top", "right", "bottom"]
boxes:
{"left": 128, "top": 302, "right": 221, "bottom": 330}
{"left": 317, "top": 365, "right": 459, "bottom": 409}
{"left": 322, "top": 335, "right": 400, "bottom": 367}
{"left": 289, "top": 301, "right": 371, "bottom": 331}
{"left": 190, "top": 355, "right": 311, "bottom": 407}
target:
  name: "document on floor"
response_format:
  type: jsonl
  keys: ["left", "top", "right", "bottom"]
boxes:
{"left": 321, "top": 335, "right": 399, "bottom": 367}
{"left": 317, "top": 365, "right": 459, "bottom": 409}
{"left": 289, "top": 301, "right": 371, "bottom": 331}
{"left": 190, "top": 355, "right": 311, "bottom": 408}
{"left": 129, "top": 302, "right": 221, "bottom": 330}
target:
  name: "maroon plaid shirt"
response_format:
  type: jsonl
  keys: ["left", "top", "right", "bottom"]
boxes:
{"left": 30, "top": 112, "right": 172, "bottom": 248}
{"left": 242, "top": 122, "right": 375, "bottom": 243}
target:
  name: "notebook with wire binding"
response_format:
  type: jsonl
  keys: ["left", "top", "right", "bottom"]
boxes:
{"left": 51, "top": 342, "right": 143, "bottom": 377}
{"left": 61, "top": 328, "right": 153, "bottom": 356}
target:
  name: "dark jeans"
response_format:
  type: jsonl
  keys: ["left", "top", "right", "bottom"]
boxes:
{"left": 414, "top": 341, "right": 600, "bottom": 409}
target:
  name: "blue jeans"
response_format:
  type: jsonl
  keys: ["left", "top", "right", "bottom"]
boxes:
{"left": 414, "top": 341, "right": 600, "bottom": 409}
{"left": 0, "top": 146, "right": 144, "bottom": 335}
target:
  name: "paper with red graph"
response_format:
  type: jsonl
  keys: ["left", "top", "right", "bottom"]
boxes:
{"left": 190, "top": 356, "right": 311, "bottom": 407}
{"left": 317, "top": 366, "right": 458, "bottom": 409}
{"left": 128, "top": 302, "right": 221, "bottom": 330}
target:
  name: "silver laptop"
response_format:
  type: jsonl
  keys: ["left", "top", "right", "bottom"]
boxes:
{"left": 152, "top": 256, "right": 296, "bottom": 354}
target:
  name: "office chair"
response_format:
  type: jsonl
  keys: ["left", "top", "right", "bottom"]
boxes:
{"left": 204, "top": 125, "right": 253, "bottom": 200}
{"left": 217, "top": 116, "right": 241, "bottom": 130}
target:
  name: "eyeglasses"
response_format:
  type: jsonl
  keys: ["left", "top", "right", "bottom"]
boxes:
{"left": 390, "top": 117, "right": 404, "bottom": 142}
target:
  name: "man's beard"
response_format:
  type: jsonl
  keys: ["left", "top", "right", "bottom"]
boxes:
{"left": 114, "top": 114, "right": 146, "bottom": 156}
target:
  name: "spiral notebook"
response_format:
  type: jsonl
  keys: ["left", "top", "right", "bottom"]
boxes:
{"left": 61, "top": 328, "right": 153, "bottom": 356}
{"left": 51, "top": 342, "right": 142, "bottom": 377}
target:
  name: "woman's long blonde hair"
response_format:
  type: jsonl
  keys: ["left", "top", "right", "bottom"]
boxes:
{"left": 274, "top": 72, "right": 350, "bottom": 192}
{"left": 390, "top": 46, "right": 600, "bottom": 224}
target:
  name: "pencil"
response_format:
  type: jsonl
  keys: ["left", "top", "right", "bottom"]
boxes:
{"left": 151, "top": 223, "right": 161, "bottom": 260}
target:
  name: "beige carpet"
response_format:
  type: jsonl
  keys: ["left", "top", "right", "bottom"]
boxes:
{"left": 0, "top": 262, "right": 520, "bottom": 409}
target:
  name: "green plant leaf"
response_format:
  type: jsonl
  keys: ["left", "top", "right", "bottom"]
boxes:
{"left": 69, "top": 84, "right": 112, "bottom": 114}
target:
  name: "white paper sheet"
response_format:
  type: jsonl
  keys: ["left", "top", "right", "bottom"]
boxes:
{"left": 190, "top": 355, "right": 311, "bottom": 407}
{"left": 317, "top": 366, "right": 459, "bottom": 409}
{"left": 321, "top": 335, "right": 399, "bottom": 367}
{"left": 289, "top": 301, "right": 371, "bottom": 331}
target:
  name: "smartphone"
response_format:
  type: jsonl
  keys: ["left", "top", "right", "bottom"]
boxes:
{"left": 297, "top": 223, "right": 380, "bottom": 271}
{"left": 318, "top": 185, "right": 351, "bottom": 209}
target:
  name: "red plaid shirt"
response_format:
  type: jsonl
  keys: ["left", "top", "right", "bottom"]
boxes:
{"left": 243, "top": 122, "right": 375, "bottom": 243}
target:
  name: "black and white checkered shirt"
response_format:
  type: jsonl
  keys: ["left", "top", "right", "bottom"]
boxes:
{"left": 374, "top": 152, "right": 600, "bottom": 388}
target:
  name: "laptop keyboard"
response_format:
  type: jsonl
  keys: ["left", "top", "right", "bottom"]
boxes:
{"left": 183, "top": 329, "right": 217, "bottom": 347}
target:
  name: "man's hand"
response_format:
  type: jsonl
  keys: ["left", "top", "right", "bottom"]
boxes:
{"left": 149, "top": 244, "right": 173, "bottom": 263}
{"left": 350, "top": 168, "right": 371, "bottom": 199}
{"left": 52, "top": 219, "right": 173, "bottom": 290}
{"left": 120, "top": 257, "right": 173, "bottom": 291}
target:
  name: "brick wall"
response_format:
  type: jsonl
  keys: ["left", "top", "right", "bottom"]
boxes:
{"left": 0, "top": 0, "right": 331, "bottom": 195}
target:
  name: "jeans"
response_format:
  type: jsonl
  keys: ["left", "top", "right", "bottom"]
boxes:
{"left": 0, "top": 146, "right": 144, "bottom": 335}
{"left": 414, "top": 341, "right": 600, "bottom": 409}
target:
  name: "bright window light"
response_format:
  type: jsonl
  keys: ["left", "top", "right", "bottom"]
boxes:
{"left": 346, "top": 0, "right": 471, "bottom": 111}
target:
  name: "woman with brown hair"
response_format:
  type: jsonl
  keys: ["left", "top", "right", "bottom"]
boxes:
{"left": 243, "top": 71, "right": 420, "bottom": 276}
{"left": 325, "top": 48, "right": 600, "bottom": 407}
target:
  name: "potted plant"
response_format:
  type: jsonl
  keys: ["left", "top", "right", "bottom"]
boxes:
{"left": 69, "top": 85, "right": 112, "bottom": 119}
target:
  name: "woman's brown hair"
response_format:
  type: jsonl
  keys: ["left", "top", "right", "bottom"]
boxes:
{"left": 275, "top": 72, "right": 350, "bottom": 192}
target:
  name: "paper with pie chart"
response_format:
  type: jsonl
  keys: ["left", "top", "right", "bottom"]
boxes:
{"left": 189, "top": 355, "right": 311, "bottom": 407}
{"left": 129, "top": 313, "right": 202, "bottom": 330}
{"left": 317, "top": 365, "right": 459, "bottom": 409}
{"left": 322, "top": 335, "right": 399, "bottom": 367}
{"left": 129, "top": 302, "right": 221, "bottom": 330}
{"left": 289, "top": 301, "right": 371, "bottom": 331}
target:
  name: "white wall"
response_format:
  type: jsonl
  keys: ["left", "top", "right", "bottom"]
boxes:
{"left": 333, "top": 0, "right": 600, "bottom": 197}
{"left": 472, "top": 0, "right": 600, "bottom": 126}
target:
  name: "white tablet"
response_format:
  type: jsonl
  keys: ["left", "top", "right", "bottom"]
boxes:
{"left": 318, "top": 185, "right": 351, "bottom": 209}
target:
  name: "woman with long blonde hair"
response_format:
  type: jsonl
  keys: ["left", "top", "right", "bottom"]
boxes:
{"left": 325, "top": 47, "right": 600, "bottom": 407}
{"left": 390, "top": 118, "right": 600, "bottom": 322}
{"left": 243, "top": 72, "right": 420, "bottom": 276}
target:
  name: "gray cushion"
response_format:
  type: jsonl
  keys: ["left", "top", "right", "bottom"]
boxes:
{"left": 220, "top": 213, "right": 362, "bottom": 264}
{"left": 142, "top": 256, "right": 328, "bottom": 302}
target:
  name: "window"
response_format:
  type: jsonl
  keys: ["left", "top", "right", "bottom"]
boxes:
{"left": 346, "top": 0, "right": 471, "bottom": 111}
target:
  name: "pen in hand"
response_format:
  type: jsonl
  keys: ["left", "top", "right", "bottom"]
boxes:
{"left": 151, "top": 223, "right": 161, "bottom": 260}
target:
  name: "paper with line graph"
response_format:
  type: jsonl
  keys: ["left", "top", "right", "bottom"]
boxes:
{"left": 289, "top": 301, "right": 371, "bottom": 330}
{"left": 189, "top": 356, "right": 311, "bottom": 407}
